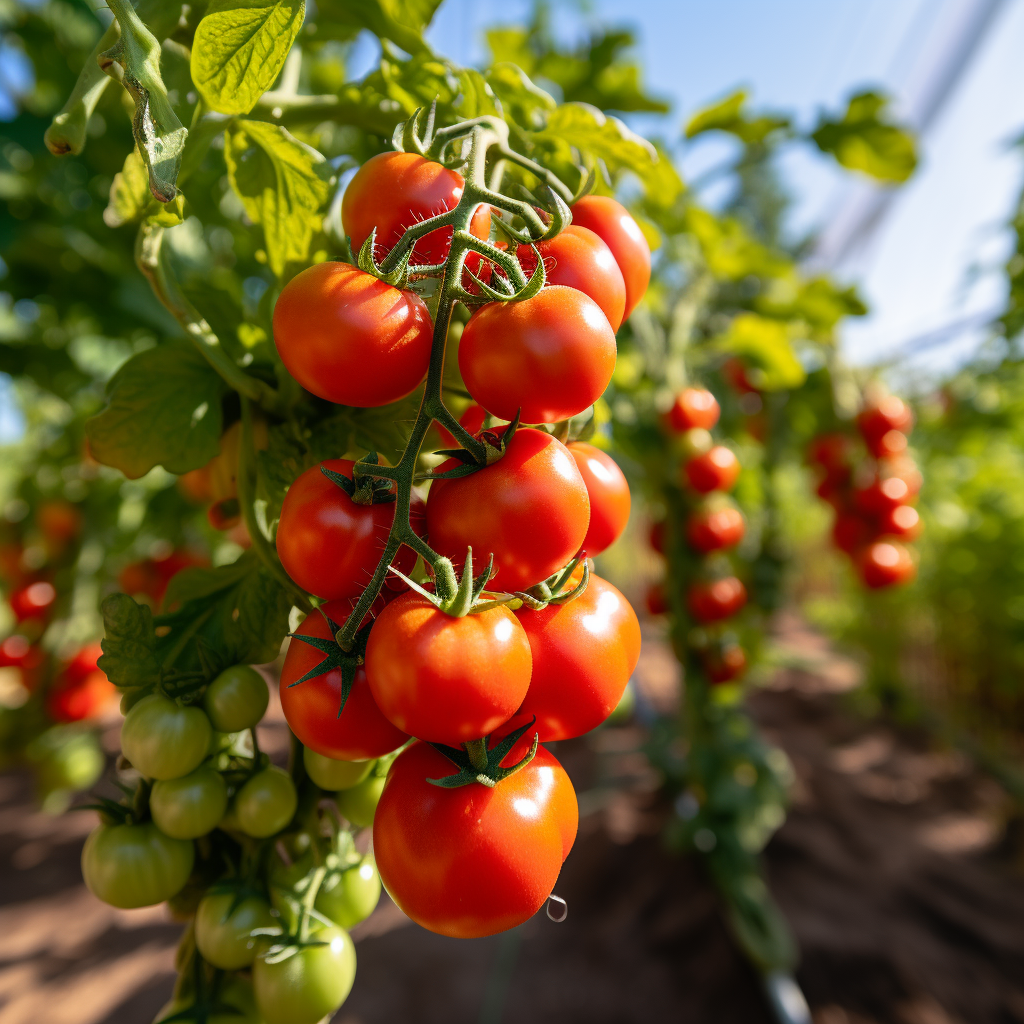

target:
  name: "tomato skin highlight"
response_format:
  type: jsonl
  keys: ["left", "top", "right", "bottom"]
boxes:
{"left": 272, "top": 262, "right": 433, "bottom": 408}
{"left": 684, "top": 445, "right": 740, "bottom": 493}
{"left": 458, "top": 286, "right": 617, "bottom": 424}
{"left": 365, "top": 591, "right": 532, "bottom": 745}
{"left": 342, "top": 151, "right": 490, "bottom": 266}
{"left": 570, "top": 195, "right": 651, "bottom": 319}
{"left": 686, "top": 504, "right": 745, "bottom": 553}
{"left": 276, "top": 459, "right": 425, "bottom": 601}
{"left": 859, "top": 540, "right": 915, "bottom": 588}
{"left": 426, "top": 427, "right": 591, "bottom": 592}
{"left": 567, "top": 442, "right": 630, "bottom": 555}
{"left": 373, "top": 737, "right": 578, "bottom": 938}
{"left": 280, "top": 602, "right": 408, "bottom": 761}
{"left": 857, "top": 396, "right": 913, "bottom": 446}
{"left": 512, "top": 575, "right": 640, "bottom": 741}
{"left": 687, "top": 577, "right": 747, "bottom": 623}
{"left": 666, "top": 388, "right": 720, "bottom": 432}
{"left": 517, "top": 225, "right": 626, "bottom": 330}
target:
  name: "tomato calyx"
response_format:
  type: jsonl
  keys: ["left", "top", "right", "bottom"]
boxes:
{"left": 425, "top": 412, "right": 522, "bottom": 481}
{"left": 320, "top": 453, "right": 396, "bottom": 507}
{"left": 390, "top": 546, "right": 517, "bottom": 619}
{"left": 513, "top": 553, "right": 590, "bottom": 611}
{"left": 286, "top": 608, "right": 373, "bottom": 719}
{"left": 426, "top": 716, "right": 539, "bottom": 790}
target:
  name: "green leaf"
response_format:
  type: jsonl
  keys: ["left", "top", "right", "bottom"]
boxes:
{"left": 191, "top": 0, "right": 306, "bottom": 116}
{"left": 317, "top": 0, "right": 442, "bottom": 57}
{"left": 811, "top": 90, "right": 917, "bottom": 184}
{"left": 85, "top": 343, "right": 227, "bottom": 479}
{"left": 98, "top": 593, "right": 160, "bottom": 690}
{"left": 224, "top": 120, "right": 331, "bottom": 277}
{"left": 714, "top": 313, "right": 805, "bottom": 391}
{"left": 104, "top": 148, "right": 185, "bottom": 228}
{"left": 685, "top": 89, "right": 790, "bottom": 145}
{"left": 684, "top": 206, "right": 790, "bottom": 281}
{"left": 756, "top": 275, "right": 867, "bottom": 339}
{"left": 485, "top": 63, "right": 556, "bottom": 129}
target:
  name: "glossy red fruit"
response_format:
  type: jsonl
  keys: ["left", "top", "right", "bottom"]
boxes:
{"left": 280, "top": 604, "right": 408, "bottom": 761}
{"left": 517, "top": 225, "right": 626, "bottom": 330}
{"left": 48, "top": 667, "right": 115, "bottom": 723}
{"left": 832, "top": 511, "right": 874, "bottom": 554}
{"left": 877, "top": 504, "right": 922, "bottom": 541}
{"left": 687, "top": 577, "right": 747, "bottom": 623}
{"left": 858, "top": 541, "right": 915, "bottom": 589}
{"left": 567, "top": 442, "right": 630, "bottom": 555}
{"left": 364, "top": 593, "right": 532, "bottom": 745}
{"left": 807, "top": 433, "right": 853, "bottom": 473}
{"left": 853, "top": 474, "right": 914, "bottom": 515}
{"left": 857, "top": 397, "right": 913, "bottom": 446}
{"left": 273, "top": 262, "right": 433, "bottom": 408}
{"left": 458, "top": 286, "right": 617, "bottom": 424}
{"left": 570, "top": 195, "right": 651, "bottom": 320}
{"left": 511, "top": 575, "right": 640, "bottom": 741}
{"left": 426, "top": 428, "right": 590, "bottom": 592}
{"left": 373, "top": 736, "right": 578, "bottom": 938}
{"left": 686, "top": 504, "right": 744, "bottom": 553}
{"left": 276, "top": 459, "right": 425, "bottom": 601}
{"left": 10, "top": 581, "right": 56, "bottom": 621}
{"left": 705, "top": 644, "right": 747, "bottom": 684}
{"left": 666, "top": 388, "right": 720, "bottom": 432}
{"left": 342, "top": 152, "right": 491, "bottom": 267}
{"left": 684, "top": 446, "right": 740, "bottom": 493}
{"left": 868, "top": 429, "right": 908, "bottom": 458}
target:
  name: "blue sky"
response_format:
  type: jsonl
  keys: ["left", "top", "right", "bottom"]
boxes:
{"left": 427, "top": 0, "right": 1024, "bottom": 377}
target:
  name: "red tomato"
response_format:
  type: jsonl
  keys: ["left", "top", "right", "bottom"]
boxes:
{"left": 341, "top": 152, "right": 491, "bottom": 267}
{"left": 645, "top": 582, "right": 668, "bottom": 615}
{"left": 37, "top": 500, "right": 82, "bottom": 546}
{"left": 511, "top": 575, "right": 640, "bottom": 741}
{"left": 10, "top": 581, "right": 56, "bottom": 621}
{"left": 276, "top": 459, "right": 425, "bottom": 601}
{"left": 684, "top": 446, "right": 740, "bottom": 493}
{"left": 858, "top": 541, "right": 915, "bottom": 589}
{"left": 435, "top": 404, "right": 486, "bottom": 451}
{"left": 426, "top": 428, "right": 590, "bottom": 592}
{"left": 688, "top": 577, "right": 747, "bottom": 623}
{"left": 665, "top": 388, "right": 720, "bottom": 432}
{"left": 853, "top": 474, "right": 914, "bottom": 515}
{"left": 273, "top": 263, "right": 433, "bottom": 408}
{"left": 723, "top": 357, "right": 758, "bottom": 394}
{"left": 177, "top": 465, "right": 212, "bottom": 504}
{"left": 48, "top": 669, "right": 115, "bottom": 723}
{"left": 857, "top": 397, "right": 913, "bottom": 445}
{"left": 516, "top": 225, "right": 626, "bottom": 330}
{"left": 649, "top": 520, "right": 666, "bottom": 555}
{"left": 64, "top": 642, "right": 103, "bottom": 684}
{"left": 879, "top": 455, "right": 922, "bottom": 497}
{"left": 877, "top": 504, "right": 921, "bottom": 541}
{"left": 807, "top": 433, "right": 853, "bottom": 473}
{"left": 365, "top": 592, "right": 532, "bottom": 744}
{"left": 868, "top": 429, "right": 908, "bottom": 458}
{"left": 373, "top": 736, "right": 578, "bottom": 938}
{"left": 570, "top": 195, "right": 650, "bottom": 320}
{"left": 832, "top": 511, "right": 874, "bottom": 554}
{"left": 566, "top": 442, "right": 630, "bottom": 555}
{"left": 0, "top": 634, "right": 32, "bottom": 667}
{"left": 816, "top": 474, "right": 849, "bottom": 509}
{"left": 705, "top": 644, "right": 747, "bottom": 684}
{"left": 458, "top": 286, "right": 616, "bottom": 425}
{"left": 686, "top": 503, "right": 745, "bottom": 553}
{"left": 280, "top": 603, "right": 408, "bottom": 761}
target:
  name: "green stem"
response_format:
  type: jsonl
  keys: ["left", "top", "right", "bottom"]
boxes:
{"left": 464, "top": 738, "right": 489, "bottom": 772}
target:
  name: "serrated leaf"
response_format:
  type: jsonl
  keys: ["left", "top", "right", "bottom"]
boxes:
{"left": 191, "top": 0, "right": 306, "bottom": 116}
{"left": 713, "top": 313, "right": 805, "bottom": 391}
{"left": 85, "top": 343, "right": 227, "bottom": 479}
{"left": 224, "top": 120, "right": 331, "bottom": 277}
{"left": 98, "top": 593, "right": 160, "bottom": 689}
{"left": 811, "top": 90, "right": 917, "bottom": 184}
{"left": 104, "top": 147, "right": 184, "bottom": 228}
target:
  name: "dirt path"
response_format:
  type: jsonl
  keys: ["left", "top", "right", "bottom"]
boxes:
{"left": 1, "top": 622, "right": 1022, "bottom": 1024}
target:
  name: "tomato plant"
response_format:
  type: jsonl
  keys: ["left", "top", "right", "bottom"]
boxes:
{"left": 567, "top": 442, "right": 631, "bottom": 555}
{"left": 195, "top": 891, "right": 277, "bottom": 970}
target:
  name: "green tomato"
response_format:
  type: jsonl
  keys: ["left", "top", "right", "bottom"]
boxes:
{"left": 335, "top": 772, "right": 386, "bottom": 828}
{"left": 121, "top": 694, "right": 212, "bottom": 780}
{"left": 81, "top": 821, "right": 193, "bottom": 909}
{"left": 303, "top": 747, "right": 374, "bottom": 791}
{"left": 316, "top": 857, "right": 381, "bottom": 929}
{"left": 35, "top": 731, "right": 104, "bottom": 797}
{"left": 154, "top": 974, "right": 262, "bottom": 1024}
{"left": 204, "top": 665, "right": 270, "bottom": 732}
{"left": 234, "top": 765, "right": 298, "bottom": 838}
{"left": 253, "top": 926, "right": 356, "bottom": 1024}
{"left": 195, "top": 890, "right": 277, "bottom": 969}
{"left": 150, "top": 766, "right": 228, "bottom": 840}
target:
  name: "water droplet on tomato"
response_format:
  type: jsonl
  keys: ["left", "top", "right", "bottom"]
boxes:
{"left": 546, "top": 894, "right": 567, "bottom": 922}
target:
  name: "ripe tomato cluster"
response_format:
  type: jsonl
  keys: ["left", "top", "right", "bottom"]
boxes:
{"left": 649, "top": 388, "right": 748, "bottom": 683}
{"left": 266, "top": 153, "right": 650, "bottom": 939}
{"left": 810, "top": 395, "right": 920, "bottom": 589}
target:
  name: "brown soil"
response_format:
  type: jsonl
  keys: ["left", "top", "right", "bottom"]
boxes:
{"left": 1, "top": 621, "right": 1023, "bottom": 1024}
